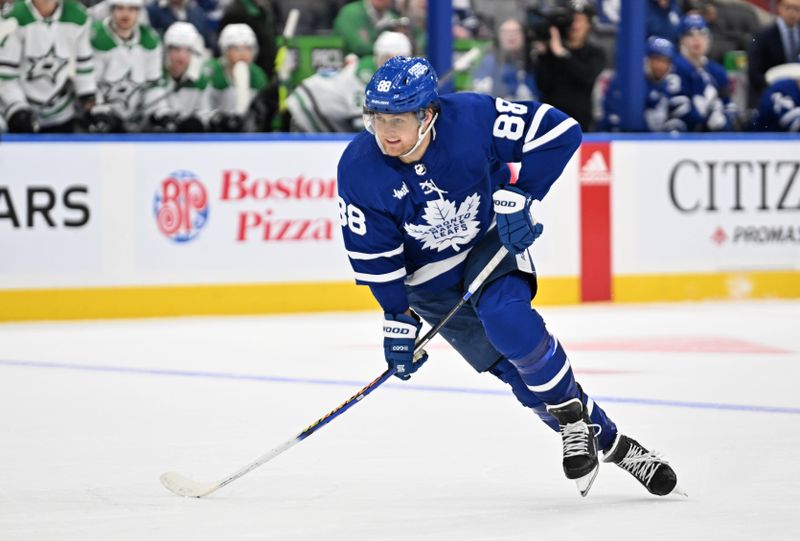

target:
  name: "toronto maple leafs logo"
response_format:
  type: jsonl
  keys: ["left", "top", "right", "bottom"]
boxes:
{"left": 404, "top": 181, "right": 481, "bottom": 253}
{"left": 26, "top": 46, "right": 68, "bottom": 84}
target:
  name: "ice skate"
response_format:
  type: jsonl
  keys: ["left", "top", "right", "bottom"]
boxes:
{"left": 546, "top": 398, "right": 599, "bottom": 497}
{"left": 603, "top": 434, "right": 687, "bottom": 497}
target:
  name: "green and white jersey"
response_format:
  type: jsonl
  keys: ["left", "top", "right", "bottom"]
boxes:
{"left": 286, "top": 57, "right": 376, "bottom": 133}
{"left": 0, "top": 0, "right": 95, "bottom": 127}
{"left": 203, "top": 58, "right": 267, "bottom": 115}
{"left": 91, "top": 18, "right": 165, "bottom": 127}
{"left": 162, "top": 68, "right": 209, "bottom": 119}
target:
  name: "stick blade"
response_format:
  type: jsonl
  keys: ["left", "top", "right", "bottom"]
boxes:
{"left": 160, "top": 471, "right": 219, "bottom": 498}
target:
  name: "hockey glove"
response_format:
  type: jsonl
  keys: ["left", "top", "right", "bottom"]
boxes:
{"left": 210, "top": 111, "right": 244, "bottom": 133}
{"left": 148, "top": 111, "right": 178, "bottom": 133}
{"left": 383, "top": 312, "right": 429, "bottom": 381}
{"left": 7, "top": 108, "right": 37, "bottom": 133}
{"left": 176, "top": 115, "right": 205, "bottom": 133}
{"left": 492, "top": 185, "right": 543, "bottom": 255}
{"left": 87, "top": 105, "right": 125, "bottom": 134}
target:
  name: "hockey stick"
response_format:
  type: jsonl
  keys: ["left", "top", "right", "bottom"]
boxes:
{"left": 160, "top": 245, "right": 509, "bottom": 498}
{"left": 437, "top": 46, "right": 483, "bottom": 89}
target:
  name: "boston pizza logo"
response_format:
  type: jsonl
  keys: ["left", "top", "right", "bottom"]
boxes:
{"left": 153, "top": 170, "right": 209, "bottom": 243}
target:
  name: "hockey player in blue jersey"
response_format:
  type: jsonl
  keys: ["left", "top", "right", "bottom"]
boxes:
{"left": 600, "top": 36, "right": 691, "bottom": 132}
{"left": 751, "top": 64, "right": 800, "bottom": 131}
{"left": 336, "top": 56, "right": 684, "bottom": 498}
{"left": 672, "top": 14, "right": 738, "bottom": 131}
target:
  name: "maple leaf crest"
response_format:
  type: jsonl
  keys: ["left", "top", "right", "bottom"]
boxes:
{"left": 404, "top": 193, "right": 481, "bottom": 252}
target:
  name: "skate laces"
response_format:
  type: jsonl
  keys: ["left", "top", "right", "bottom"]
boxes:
{"left": 560, "top": 421, "right": 602, "bottom": 457}
{"left": 618, "top": 444, "right": 668, "bottom": 486}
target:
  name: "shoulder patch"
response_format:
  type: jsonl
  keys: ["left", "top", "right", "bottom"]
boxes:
{"left": 249, "top": 64, "right": 267, "bottom": 90}
{"left": 4, "top": 0, "right": 35, "bottom": 26}
{"left": 139, "top": 25, "right": 161, "bottom": 50}
{"left": 205, "top": 59, "right": 228, "bottom": 89}
{"left": 59, "top": 0, "right": 89, "bottom": 26}
{"left": 90, "top": 21, "right": 116, "bottom": 51}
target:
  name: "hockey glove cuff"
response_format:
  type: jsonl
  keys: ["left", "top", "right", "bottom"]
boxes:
{"left": 383, "top": 312, "right": 428, "bottom": 381}
{"left": 493, "top": 185, "right": 543, "bottom": 255}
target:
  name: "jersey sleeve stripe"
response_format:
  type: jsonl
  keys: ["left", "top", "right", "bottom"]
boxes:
{"left": 347, "top": 244, "right": 404, "bottom": 260}
{"left": 405, "top": 248, "right": 472, "bottom": 287}
{"left": 522, "top": 117, "right": 579, "bottom": 154}
{"left": 524, "top": 103, "right": 552, "bottom": 144}
{"left": 354, "top": 267, "right": 407, "bottom": 284}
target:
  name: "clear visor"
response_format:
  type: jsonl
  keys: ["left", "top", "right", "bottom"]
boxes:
{"left": 363, "top": 109, "right": 427, "bottom": 134}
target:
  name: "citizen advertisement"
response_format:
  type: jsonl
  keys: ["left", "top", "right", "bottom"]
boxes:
{"left": 613, "top": 141, "right": 800, "bottom": 275}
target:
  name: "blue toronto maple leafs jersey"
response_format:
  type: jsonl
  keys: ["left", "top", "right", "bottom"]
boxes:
{"left": 672, "top": 54, "right": 736, "bottom": 131}
{"left": 336, "top": 92, "right": 581, "bottom": 314}
{"left": 751, "top": 79, "right": 800, "bottom": 132}
{"left": 600, "top": 71, "right": 689, "bottom": 132}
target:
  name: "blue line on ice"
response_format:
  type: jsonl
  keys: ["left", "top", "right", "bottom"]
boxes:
{"left": 2, "top": 358, "right": 799, "bottom": 416}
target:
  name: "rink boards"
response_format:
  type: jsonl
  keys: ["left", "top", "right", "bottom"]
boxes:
{"left": 0, "top": 133, "right": 798, "bottom": 321}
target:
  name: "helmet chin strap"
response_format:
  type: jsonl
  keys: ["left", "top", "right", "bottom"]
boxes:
{"left": 373, "top": 112, "right": 439, "bottom": 159}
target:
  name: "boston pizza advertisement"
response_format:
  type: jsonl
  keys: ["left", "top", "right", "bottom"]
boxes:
{"left": 134, "top": 140, "right": 354, "bottom": 284}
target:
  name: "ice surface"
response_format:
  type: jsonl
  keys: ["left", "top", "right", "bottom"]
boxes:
{"left": 0, "top": 300, "right": 798, "bottom": 541}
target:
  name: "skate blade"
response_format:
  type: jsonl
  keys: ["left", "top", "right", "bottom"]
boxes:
{"left": 671, "top": 484, "right": 689, "bottom": 498}
{"left": 575, "top": 465, "right": 599, "bottom": 497}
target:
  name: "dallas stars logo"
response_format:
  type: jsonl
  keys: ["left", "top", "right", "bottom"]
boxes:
{"left": 25, "top": 46, "right": 68, "bottom": 84}
{"left": 101, "top": 70, "right": 142, "bottom": 110}
{"left": 404, "top": 179, "right": 481, "bottom": 253}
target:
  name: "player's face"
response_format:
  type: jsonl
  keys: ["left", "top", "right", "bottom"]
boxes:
{"left": 226, "top": 45, "right": 254, "bottom": 66}
{"left": 111, "top": 6, "right": 139, "bottom": 31}
{"left": 779, "top": 0, "right": 800, "bottom": 27}
{"left": 681, "top": 31, "right": 709, "bottom": 58}
{"left": 167, "top": 46, "right": 192, "bottom": 76}
{"left": 372, "top": 111, "right": 423, "bottom": 156}
{"left": 648, "top": 55, "right": 672, "bottom": 80}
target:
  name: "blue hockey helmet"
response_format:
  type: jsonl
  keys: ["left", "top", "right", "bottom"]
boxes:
{"left": 679, "top": 14, "right": 709, "bottom": 35}
{"left": 646, "top": 36, "right": 675, "bottom": 59}
{"left": 364, "top": 56, "right": 439, "bottom": 115}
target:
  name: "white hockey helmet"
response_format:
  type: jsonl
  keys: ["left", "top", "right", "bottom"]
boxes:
{"left": 164, "top": 22, "right": 202, "bottom": 52}
{"left": 373, "top": 31, "right": 412, "bottom": 60}
{"left": 219, "top": 24, "right": 258, "bottom": 54}
{"left": 108, "top": 0, "right": 144, "bottom": 8}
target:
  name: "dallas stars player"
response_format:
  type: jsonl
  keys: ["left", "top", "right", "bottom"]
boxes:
{"left": 89, "top": 0, "right": 170, "bottom": 132}
{"left": 0, "top": 0, "right": 96, "bottom": 132}
{"left": 161, "top": 21, "right": 209, "bottom": 132}
{"left": 286, "top": 31, "right": 412, "bottom": 133}
{"left": 204, "top": 23, "right": 268, "bottom": 132}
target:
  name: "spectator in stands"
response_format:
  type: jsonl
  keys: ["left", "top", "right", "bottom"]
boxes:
{"left": 452, "top": 0, "right": 492, "bottom": 40}
{"left": 333, "top": 0, "right": 399, "bottom": 57}
{"left": 748, "top": 0, "right": 800, "bottom": 107}
{"left": 600, "top": 36, "right": 690, "bottom": 132}
{"left": 688, "top": 0, "right": 759, "bottom": 63}
{"left": 673, "top": 13, "right": 737, "bottom": 131}
{"left": 750, "top": 63, "right": 800, "bottom": 131}
{"left": 161, "top": 21, "right": 208, "bottom": 131}
{"left": 218, "top": 0, "right": 280, "bottom": 83}
{"left": 147, "top": 0, "right": 215, "bottom": 50}
{"left": 90, "top": 0, "right": 172, "bottom": 132}
{"left": 0, "top": 0, "right": 96, "bottom": 133}
{"left": 647, "top": 0, "right": 683, "bottom": 44}
{"left": 286, "top": 30, "right": 411, "bottom": 132}
{"left": 473, "top": 18, "right": 538, "bottom": 101}
{"left": 534, "top": 0, "right": 606, "bottom": 131}
{"left": 204, "top": 23, "right": 268, "bottom": 132}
